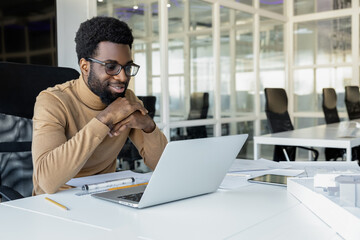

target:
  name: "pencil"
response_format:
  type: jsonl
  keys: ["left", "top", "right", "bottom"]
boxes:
{"left": 108, "top": 182, "right": 148, "bottom": 191}
{"left": 45, "top": 197, "right": 69, "bottom": 210}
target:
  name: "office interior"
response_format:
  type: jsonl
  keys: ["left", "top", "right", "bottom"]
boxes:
{"left": 1, "top": 2, "right": 360, "bottom": 237}
{"left": 0, "top": 0, "right": 357, "bottom": 163}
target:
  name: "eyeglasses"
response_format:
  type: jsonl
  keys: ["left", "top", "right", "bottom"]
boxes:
{"left": 87, "top": 57, "right": 140, "bottom": 77}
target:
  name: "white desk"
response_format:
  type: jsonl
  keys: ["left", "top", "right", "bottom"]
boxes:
{"left": 0, "top": 204, "right": 113, "bottom": 240}
{"left": 254, "top": 122, "right": 360, "bottom": 162}
{"left": 1, "top": 183, "right": 341, "bottom": 239}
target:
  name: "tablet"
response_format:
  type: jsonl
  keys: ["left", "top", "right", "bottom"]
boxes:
{"left": 248, "top": 174, "right": 290, "bottom": 186}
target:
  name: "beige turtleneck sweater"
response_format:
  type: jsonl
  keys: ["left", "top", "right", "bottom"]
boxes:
{"left": 32, "top": 75, "right": 167, "bottom": 195}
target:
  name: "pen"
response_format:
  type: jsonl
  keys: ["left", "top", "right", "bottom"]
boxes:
{"left": 45, "top": 197, "right": 69, "bottom": 211}
{"left": 82, "top": 177, "right": 135, "bottom": 191}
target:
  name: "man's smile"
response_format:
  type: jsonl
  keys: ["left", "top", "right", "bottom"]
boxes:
{"left": 109, "top": 83, "right": 126, "bottom": 94}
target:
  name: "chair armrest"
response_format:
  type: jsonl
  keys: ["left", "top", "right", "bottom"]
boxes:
{"left": 0, "top": 186, "right": 24, "bottom": 201}
{"left": 297, "top": 146, "right": 319, "bottom": 161}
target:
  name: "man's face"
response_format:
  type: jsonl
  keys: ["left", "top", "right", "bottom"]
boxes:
{"left": 86, "top": 42, "right": 132, "bottom": 105}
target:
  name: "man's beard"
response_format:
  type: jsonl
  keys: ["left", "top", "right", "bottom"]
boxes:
{"left": 87, "top": 68, "right": 127, "bottom": 105}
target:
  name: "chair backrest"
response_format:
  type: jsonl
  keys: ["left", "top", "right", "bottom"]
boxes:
{"left": 137, "top": 96, "right": 156, "bottom": 119}
{"left": 186, "top": 92, "right": 209, "bottom": 139}
{"left": 264, "top": 88, "right": 296, "bottom": 162}
{"left": 0, "top": 62, "right": 80, "bottom": 198}
{"left": 0, "top": 62, "right": 80, "bottom": 119}
{"left": 264, "top": 88, "right": 294, "bottom": 133}
{"left": 188, "top": 92, "right": 209, "bottom": 120}
{"left": 345, "top": 86, "right": 360, "bottom": 120}
{"left": 322, "top": 88, "right": 340, "bottom": 124}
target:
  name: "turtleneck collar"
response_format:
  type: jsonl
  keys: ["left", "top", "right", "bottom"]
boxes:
{"left": 76, "top": 74, "right": 107, "bottom": 110}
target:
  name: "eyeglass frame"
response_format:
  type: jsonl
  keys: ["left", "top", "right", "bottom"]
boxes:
{"left": 87, "top": 57, "right": 140, "bottom": 77}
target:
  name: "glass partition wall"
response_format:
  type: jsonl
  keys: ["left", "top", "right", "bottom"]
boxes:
{"left": 291, "top": 0, "right": 356, "bottom": 159}
{"left": 95, "top": 0, "right": 359, "bottom": 160}
{"left": 96, "top": 0, "right": 285, "bottom": 159}
{"left": 292, "top": 3, "right": 354, "bottom": 129}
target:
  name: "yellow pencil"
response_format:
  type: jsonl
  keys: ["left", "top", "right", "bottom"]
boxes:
{"left": 45, "top": 197, "right": 69, "bottom": 210}
{"left": 108, "top": 182, "right": 148, "bottom": 191}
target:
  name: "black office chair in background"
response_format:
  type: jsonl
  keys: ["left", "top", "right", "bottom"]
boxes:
{"left": 117, "top": 96, "right": 157, "bottom": 171}
{"left": 138, "top": 96, "right": 157, "bottom": 119}
{"left": 345, "top": 86, "right": 360, "bottom": 120}
{"left": 0, "top": 62, "right": 80, "bottom": 201}
{"left": 322, "top": 88, "right": 348, "bottom": 161}
{"left": 171, "top": 92, "right": 209, "bottom": 140}
{"left": 322, "top": 88, "right": 340, "bottom": 124}
{"left": 264, "top": 88, "right": 319, "bottom": 161}
{"left": 186, "top": 92, "right": 209, "bottom": 139}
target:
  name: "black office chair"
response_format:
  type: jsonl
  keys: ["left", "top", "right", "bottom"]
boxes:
{"left": 171, "top": 92, "right": 209, "bottom": 141}
{"left": 0, "top": 114, "right": 33, "bottom": 201}
{"left": 138, "top": 96, "right": 156, "bottom": 119}
{"left": 264, "top": 88, "right": 319, "bottom": 161}
{"left": 186, "top": 92, "right": 209, "bottom": 139}
{"left": 345, "top": 86, "right": 360, "bottom": 120}
{"left": 322, "top": 88, "right": 340, "bottom": 124}
{"left": 117, "top": 96, "right": 157, "bottom": 171}
{"left": 0, "top": 62, "right": 80, "bottom": 201}
{"left": 322, "top": 88, "right": 349, "bottom": 161}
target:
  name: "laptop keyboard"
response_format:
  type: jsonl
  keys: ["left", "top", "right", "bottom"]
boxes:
{"left": 118, "top": 192, "right": 143, "bottom": 202}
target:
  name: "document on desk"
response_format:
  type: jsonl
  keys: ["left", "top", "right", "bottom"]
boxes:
{"left": 220, "top": 159, "right": 302, "bottom": 189}
{"left": 66, "top": 170, "right": 152, "bottom": 195}
{"left": 66, "top": 170, "right": 152, "bottom": 187}
{"left": 220, "top": 169, "right": 304, "bottom": 189}
{"left": 228, "top": 158, "right": 291, "bottom": 172}
{"left": 220, "top": 173, "right": 251, "bottom": 189}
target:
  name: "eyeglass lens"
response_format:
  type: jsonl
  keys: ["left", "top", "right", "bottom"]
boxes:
{"left": 105, "top": 63, "right": 139, "bottom": 76}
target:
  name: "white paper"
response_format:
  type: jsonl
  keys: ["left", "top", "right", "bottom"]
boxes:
{"left": 220, "top": 161, "right": 303, "bottom": 189}
{"left": 82, "top": 177, "right": 135, "bottom": 191}
{"left": 254, "top": 158, "right": 292, "bottom": 169}
{"left": 66, "top": 170, "right": 152, "bottom": 187}
{"left": 220, "top": 174, "right": 251, "bottom": 189}
{"left": 228, "top": 158, "right": 290, "bottom": 172}
{"left": 266, "top": 168, "right": 304, "bottom": 176}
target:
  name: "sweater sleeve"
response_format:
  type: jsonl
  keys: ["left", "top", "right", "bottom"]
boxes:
{"left": 32, "top": 92, "right": 110, "bottom": 194}
{"left": 125, "top": 91, "right": 168, "bottom": 170}
{"left": 129, "top": 126, "right": 168, "bottom": 170}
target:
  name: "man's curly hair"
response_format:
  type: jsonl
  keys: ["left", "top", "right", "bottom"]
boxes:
{"left": 75, "top": 16, "right": 134, "bottom": 63}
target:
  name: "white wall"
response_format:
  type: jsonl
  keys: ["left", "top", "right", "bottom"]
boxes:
{"left": 56, "top": 0, "right": 97, "bottom": 71}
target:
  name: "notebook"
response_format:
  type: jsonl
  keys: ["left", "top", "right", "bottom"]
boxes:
{"left": 92, "top": 134, "right": 248, "bottom": 208}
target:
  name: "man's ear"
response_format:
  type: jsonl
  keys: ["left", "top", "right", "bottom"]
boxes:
{"left": 79, "top": 58, "right": 89, "bottom": 77}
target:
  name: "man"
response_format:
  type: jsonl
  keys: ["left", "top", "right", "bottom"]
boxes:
{"left": 32, "top": 16, "right": 167, "bottom": 195}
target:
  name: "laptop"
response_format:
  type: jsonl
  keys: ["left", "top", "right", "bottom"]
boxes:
{"left": 92, "top": 134, "right": 248, "bottom": 208}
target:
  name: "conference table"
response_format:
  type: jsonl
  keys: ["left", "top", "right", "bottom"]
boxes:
{"left": 254, "top": 121, "right": 360, "bottom": 162}
{"left": 0, "top": 179, "right": 341, "bottom": 239}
